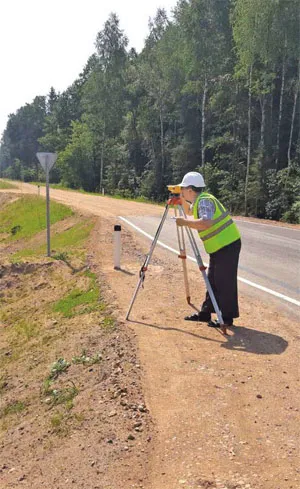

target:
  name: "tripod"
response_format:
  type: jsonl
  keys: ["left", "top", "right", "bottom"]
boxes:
{"left": 126, "top": 191, "right": 227, "bottom": 335}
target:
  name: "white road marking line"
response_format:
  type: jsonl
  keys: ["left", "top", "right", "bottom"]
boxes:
{"left": 119, "top": 216, "right": 300, "bottom": 308}
{"left": 235, "top": 218, "right": 300, "bottom": 231}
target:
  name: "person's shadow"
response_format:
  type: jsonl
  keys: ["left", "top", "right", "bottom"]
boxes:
{"left": 221, "top": 325, "right": 288, "bottom": 354}
{"left": 128, "top": 320, "right": 288, "bottom": 355}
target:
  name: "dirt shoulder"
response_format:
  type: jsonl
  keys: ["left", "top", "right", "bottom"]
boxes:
{"left": 0, "top": 198, "right": 152, "bottom": 489}
{"left": 93, "top": 215, "right": 299, "bottom": 489}
{"left": 1, "top": 186, "right": 299, "bottom": 489}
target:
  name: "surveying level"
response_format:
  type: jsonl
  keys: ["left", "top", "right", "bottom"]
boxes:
{"left": 167, "top": 184, "right": 181, "bottom": 194}
{"left": 126, "top": 186, "right": 227, "bottom": 335}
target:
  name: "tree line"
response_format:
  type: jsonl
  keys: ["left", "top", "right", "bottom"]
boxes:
{"left": 1, "top": 0, "right": 299, "bottom": 222}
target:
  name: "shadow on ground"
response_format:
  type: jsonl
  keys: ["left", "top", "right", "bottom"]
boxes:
{"left": 221, "top": 325, "right": 288, "bottom": 355}
{"left": 127, "top": 320, "right": 288, "bottom": 355}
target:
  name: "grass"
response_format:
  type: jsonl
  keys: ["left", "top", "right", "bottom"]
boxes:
{"left": 72, "top": 350, "right": 102, "bottom": 365}
{"left": 52, "top": 270, "right": 103, "bottom": 318}
{"left": 13, "top": 320, "right": 38, "bottom": 340}
{"left": 51, "top": 221, "right": 94, "bottom": 250}
{"left": 0, "top": 193, "right": 117, "bottom": 440}
{"left": 49, "top": 406, "right": 83, "bottom": 436}
{"left": 48, "top": 358, "right": 71, "bottom": 380}
{"left": 1, "top": 401, "right": 25, "bottom": 418}
{"left": 45, "top": 385, "right": 78, "bottom": 408}
{"left": 0, "top": 307, "right": 39, "bottom": 344}
{"left": 100, "top": 316, "right": 116, "bottom": 330}
{"left": 0, "top": 195, "right": 73, "bottom": 243}
{"left": 42, "top": 359, "right": 79, "bottom": 436}
{"left": 42, "top": 360, "right": 79, "bottom": 436}
{"left": 50, "top": 412, "right": 64, "bottom": 429}
{"left": 12, "top": 220, "right": 94, "bottom": 260}
{"left": 0, "top": 179, "right": 17, "bottom": 189}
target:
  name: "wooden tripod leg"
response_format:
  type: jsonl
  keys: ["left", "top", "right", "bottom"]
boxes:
{"left": 175, "top": 208, "right": 191, "bottom": 304}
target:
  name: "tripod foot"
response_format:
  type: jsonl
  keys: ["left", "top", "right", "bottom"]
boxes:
{"left": 221, "top": 325, "right": 227, "bottom": 335}
{"left": 208, "top": 320, "right": 228, "bottom": 335}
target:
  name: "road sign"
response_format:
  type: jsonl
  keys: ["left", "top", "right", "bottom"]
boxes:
{"left": 36, "top": 152, "right": 57, "bottom": 172}
{"left": 36, "top": 152, "right": 57, "bottom": 257}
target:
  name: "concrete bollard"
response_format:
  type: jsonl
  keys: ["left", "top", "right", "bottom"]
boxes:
{"left": 114, "top": 225, "right": 121, "bottom": 270}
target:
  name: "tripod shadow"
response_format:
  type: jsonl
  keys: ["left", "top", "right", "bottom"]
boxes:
{"left": 128, "top": 320, "right": 225, "bottom": 345}
{"left": 116, "top": 268, "right": 135, "bottom": 276}
{"left": 128, "top": 320, "right": 288, "bottom": 355}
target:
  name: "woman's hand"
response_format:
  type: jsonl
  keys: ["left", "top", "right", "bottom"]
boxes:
{"left": 176, "top": 217, "right": 186, "bottom": 227}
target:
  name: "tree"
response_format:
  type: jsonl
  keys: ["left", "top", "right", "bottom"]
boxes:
{"left": 57, "top": 121, "right": 95, "bottom": 190}
{"left": 83, "top": 13, "right": 128, "bottom": 192}
{"left": 137, "top": 9, "right": 173, "bottom": 196}
{"left": 3, "top": 96, "right": 47, "bottom": 179}
{"left": 176, "top": 0, "right": 233, "bottom": 166}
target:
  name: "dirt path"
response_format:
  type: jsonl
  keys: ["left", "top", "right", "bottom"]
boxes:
{"left": 1, "top": 185, "right": 300, "bottom": 489}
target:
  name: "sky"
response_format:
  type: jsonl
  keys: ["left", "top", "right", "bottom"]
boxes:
{"left": 0, "top": 0, "right": 178, "bottom": 138}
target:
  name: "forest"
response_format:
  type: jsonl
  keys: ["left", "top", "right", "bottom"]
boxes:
{"left": 0, "top": 0, "right": 299, "bottom": 222}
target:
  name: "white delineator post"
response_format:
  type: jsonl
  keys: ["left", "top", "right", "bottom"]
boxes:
{"left": 114, "top": 225, "right": 121, "bottom": 270}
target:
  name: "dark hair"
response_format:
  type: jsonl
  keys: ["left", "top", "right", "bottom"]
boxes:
{"left": 187, "top": 186, "right": 204, "bottom": 193}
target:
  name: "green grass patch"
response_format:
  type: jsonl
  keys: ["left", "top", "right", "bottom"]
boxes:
{"left": 53, "top": 271, "right": 101, "bottom": 318}
{"left": 1, "top": 400, "right": 25, "bottom": 418}
{"left": 0, "top": 195, "right": 73, "bottom": 243}
{"left": 48, "top": 358, "right": 71, "bottom": 381}
{"left": 12, "top": 220, "right": 94, "bottom": 261}
{"left": 0, "top": 179, "right": 17, "bottom": 189}
{"left": 46, "top": 385, "right": 78, "bottom": 408}
{"left": 100, "top": 316, "right": 115, "bottom": 330}
{"left": 72, "top": 349, "right": 102, "bottom": 365}
{"left": 50, "top": 412, "right": 64, "bottom": 429}
{"left": 51, "top": 221, "right": 94, "bottom": 250}
{"left": 43, "top": 360, "right": 78, "bottom": 415}
{"left": 49, "top": 408, "right": 80, "bottom": 436}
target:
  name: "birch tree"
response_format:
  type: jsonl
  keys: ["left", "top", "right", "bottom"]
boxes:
{"left": 176, "top": 0, "right": 232, "bottom": 167}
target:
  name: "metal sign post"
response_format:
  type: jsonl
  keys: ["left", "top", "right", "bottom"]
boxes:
{"left": 36, "top": 152, "right": 57, "bottom": 257}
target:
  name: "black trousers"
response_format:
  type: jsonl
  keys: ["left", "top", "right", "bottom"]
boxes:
{"left": 201, "top": 239, "right": 241, "bottom": 320}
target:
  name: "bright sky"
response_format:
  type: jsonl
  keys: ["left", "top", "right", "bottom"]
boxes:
{"left": 0, "top": 0, "right": 177, "bottom": 138}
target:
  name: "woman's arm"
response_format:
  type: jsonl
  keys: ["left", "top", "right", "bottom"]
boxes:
{"left": 176, "top": 217, "right": 213, "bottom": 230}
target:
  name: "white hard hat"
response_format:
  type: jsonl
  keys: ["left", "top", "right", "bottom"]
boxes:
{"left": 178, "top": 171, "right": 205, "bottom": 188}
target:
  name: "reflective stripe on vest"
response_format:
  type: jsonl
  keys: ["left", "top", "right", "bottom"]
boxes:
{"left": 211, "top": 210, "right": 230, "bottom": 226}
{"left": 201, "top": 218, "right": 234, "bottom": 241}
{"left": 193, "top": 193, "right": 240, "bottom": 254}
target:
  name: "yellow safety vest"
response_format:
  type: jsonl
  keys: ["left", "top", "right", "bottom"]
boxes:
{"left": 193, "top": 192, "right": 240, "bottom": 254}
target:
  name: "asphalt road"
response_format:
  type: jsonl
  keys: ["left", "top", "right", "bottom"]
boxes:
{"left": 120, "top": 214, "right": 300, "bottom": 319}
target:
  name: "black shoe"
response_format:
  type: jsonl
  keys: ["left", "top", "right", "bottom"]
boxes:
{"left": 184, "top": 311, "right": 211, "bottom": 322}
